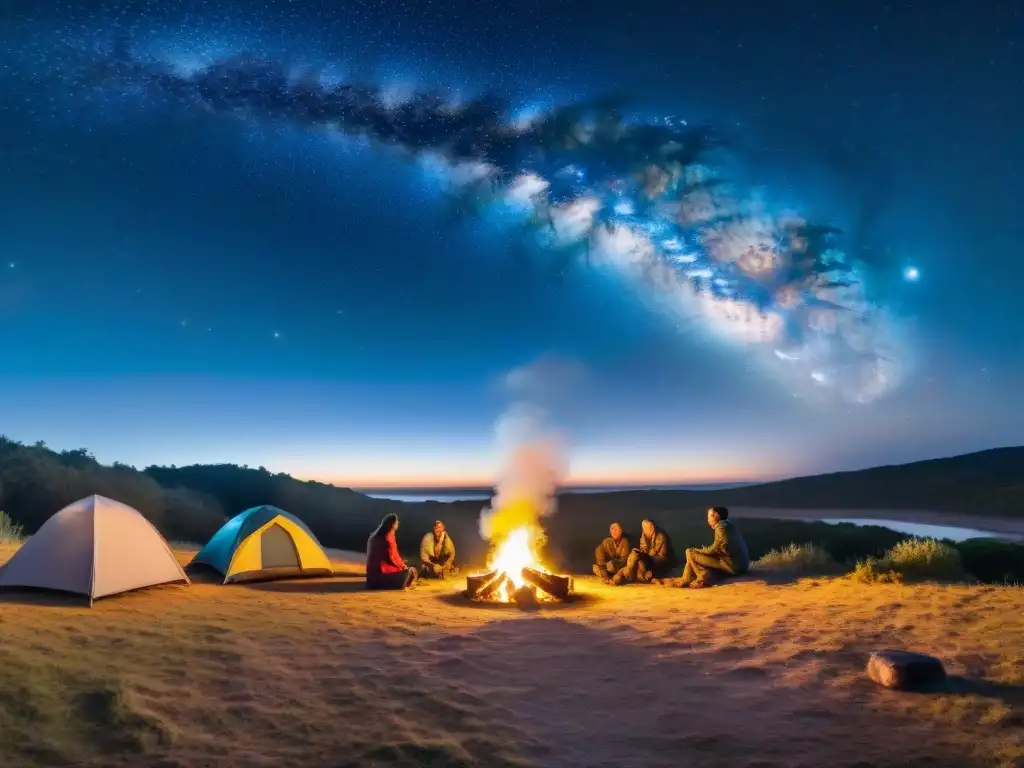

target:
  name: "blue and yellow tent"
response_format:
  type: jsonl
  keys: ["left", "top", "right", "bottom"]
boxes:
{"left": 192, "top": 506, "right": 333, "bottom": 583}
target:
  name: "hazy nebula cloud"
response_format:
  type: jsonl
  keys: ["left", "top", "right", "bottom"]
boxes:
{"left": 67, "top": 42, "right": 910, "bottom": 405}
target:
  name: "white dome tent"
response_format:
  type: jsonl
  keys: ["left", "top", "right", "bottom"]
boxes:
{"left": 0, "top": 495, "right": 189, "bottom": 605}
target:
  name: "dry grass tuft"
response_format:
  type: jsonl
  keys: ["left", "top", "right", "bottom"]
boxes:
{"left": 0, "top": 511, "right": 24, "bottom": 544}
{"left": 854, "top": 538, "right": 972, "bottom": 584}
{"left": 851, "top": 558, "right": 904, "bottom": 584}
{"left": 753, "top": 543, "right": 837, "bottom": 574}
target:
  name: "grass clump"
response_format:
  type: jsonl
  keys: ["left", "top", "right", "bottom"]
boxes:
{"left": 753, "top": 542, "right": 837, "bottom": 574}
{"left": 851, "top": 558, "right": 904, "bottom": 584}
{"left": 0, "top": 511, "right": 25, "bottom": 544}
{"left": 853, "top": 538, "right": 972, "bottom": 584}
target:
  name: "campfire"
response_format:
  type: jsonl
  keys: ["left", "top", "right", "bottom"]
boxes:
{"left": 465, "top": 527, "right": 574, "bottom": 606}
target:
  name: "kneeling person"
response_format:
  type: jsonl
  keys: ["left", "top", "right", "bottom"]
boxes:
{"left": 420, "top": 520, "right": 458, "bottom": 579}
{"left": 681, "top": 506, "right": 749, "bottom": 588}
{"left": 592, "top": 522, "right": 631, "bottom": 583}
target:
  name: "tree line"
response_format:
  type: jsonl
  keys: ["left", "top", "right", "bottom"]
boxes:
{"left": 1, "top": 436, "right": 1019, "bottom": 568}
{"left": 0, "top": 436, "right": 450, "bottom": 552}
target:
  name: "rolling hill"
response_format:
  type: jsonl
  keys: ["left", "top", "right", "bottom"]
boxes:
{"left": 1, "top": 436, "right": 1021, "bottom": 563}
{"left": 560, "top": 446, "right": 1024, "bottom": 516}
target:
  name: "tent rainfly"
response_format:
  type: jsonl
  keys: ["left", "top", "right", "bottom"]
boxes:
{"left": 0, "top": 494, "right": 189, "bottom": 605}
{"left": 191, "top": 505, "right": 333, "bottom": 583}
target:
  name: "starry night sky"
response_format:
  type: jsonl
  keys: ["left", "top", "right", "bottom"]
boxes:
{"left": 0, "top": 0, "right": 1021, "bottom": 487}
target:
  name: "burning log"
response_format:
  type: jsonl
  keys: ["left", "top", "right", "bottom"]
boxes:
{"left": 466, "top": 570, "right": 514, "bottom": 600}
{"left": 465, "top": 570, "right": 498, "bottom": 599}
{"left": 490, "top": 574, "right": 517, "bottom": 601}
{"left": 521, "top": 567, "right": 573, "bottom": 600}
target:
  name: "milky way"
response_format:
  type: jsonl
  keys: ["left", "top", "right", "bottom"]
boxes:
{"left": 76, "top": 42, "right": 908, "bottom": 404}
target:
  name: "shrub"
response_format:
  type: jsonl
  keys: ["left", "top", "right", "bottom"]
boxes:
{"left": 0, "top": 510, "right": 25, "bottom": 544}
{"left": 851, "top": 558, "right": 903, "bottom": 584}
{"left": 954, "top": 538, "right": 1024, "bottom": 584}
{"left": 754, "top": 542, "right": 837, "bottom": 573}
{"left": 853, "top": 538, "right": 971, "bottom": 584}
{"left": 885, "top": 538, "right": 971, "bottom": 580}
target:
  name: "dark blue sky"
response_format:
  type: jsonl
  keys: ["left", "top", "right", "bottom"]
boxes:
{"left": 0, "top": 0, "right": 1021, "bottom": 486}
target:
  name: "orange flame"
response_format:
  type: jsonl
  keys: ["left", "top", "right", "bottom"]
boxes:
{"left": 485, "top": 526, "right": 549, "bottom": 602}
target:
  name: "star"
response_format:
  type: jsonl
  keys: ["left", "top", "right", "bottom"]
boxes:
{"left": 7, "top": 262, "right": 14, "bottom": 269}
{"left": 272, "top": 331, "right": 281, "bottom": 339}
{"left": 903, "top": 266, "right": 920, "bottom": 281}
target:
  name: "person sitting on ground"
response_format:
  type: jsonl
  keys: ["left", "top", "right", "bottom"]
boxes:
{"left": 678, "top": 506, "right": 750, "bottom": 589}
{"left": 592, "top": 521, "right": 631, "bottom": 583}
{"left": 366, "top": 513, "right": 418, "bottom": 590}
{"left": 614, "top": 518, "right": 673, "bottom": 584}
{"left": 419, "top": 519, "right": 458, "bottom": 579}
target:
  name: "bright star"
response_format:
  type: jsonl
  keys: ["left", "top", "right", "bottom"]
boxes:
{"left": 903, "top": 266, "right": 920, "bottom": 281}
{"left": 273, "top": 331, "right": 281, "bottom": 339}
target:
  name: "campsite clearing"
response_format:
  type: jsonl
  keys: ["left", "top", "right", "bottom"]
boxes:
{"left": 1, "top": 544, "right": 1022, "bottom": 767}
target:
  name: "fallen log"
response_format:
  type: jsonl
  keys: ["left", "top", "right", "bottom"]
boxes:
{"left": 521, "top": 567, "right": 573, "bottom": 600}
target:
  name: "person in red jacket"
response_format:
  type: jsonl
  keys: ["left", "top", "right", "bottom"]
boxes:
{"left": 366, "top": 513, "right": 418, "bottom": 590}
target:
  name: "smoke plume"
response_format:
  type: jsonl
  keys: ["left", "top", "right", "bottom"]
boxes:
{"left": 478, "top": 366, "right": 568, "bottom": 547}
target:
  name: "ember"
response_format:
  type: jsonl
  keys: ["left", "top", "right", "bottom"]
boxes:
{"left": 464, "top": 526, "right": 573, "bottom": 605}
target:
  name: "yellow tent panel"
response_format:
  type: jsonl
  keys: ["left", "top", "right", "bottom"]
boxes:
{"left": 222, "top": 513, "right": 333, "bottom": 583}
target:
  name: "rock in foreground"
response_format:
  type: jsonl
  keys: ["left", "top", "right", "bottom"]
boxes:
{"left": 866, "top": 650, "right": 947, "bottom": 690}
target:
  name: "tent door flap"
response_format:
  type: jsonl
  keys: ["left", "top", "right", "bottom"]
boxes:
{"left": 260, "top": 523, "right": 301, "bottom": 569}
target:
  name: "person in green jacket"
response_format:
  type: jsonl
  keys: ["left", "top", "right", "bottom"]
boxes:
{"left": 419, "top": 520, "right": 458, "bottom": 579}
{"left": 614, "top": 518, "right": 673, "bottom": 584}
{"left": 680, "top": 506, "right": 750, "bottom": 588}
{"left": 592, "top": 522, "right": 631, "bottom": 584}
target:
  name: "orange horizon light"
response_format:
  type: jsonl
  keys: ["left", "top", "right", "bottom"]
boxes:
{"left": 301, "top": 469, "right": 772, "bottom": 490}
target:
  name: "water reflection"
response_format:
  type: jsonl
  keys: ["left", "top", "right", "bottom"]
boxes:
{"left": 822, "top": 518, "right": 1023, "bottom": 543}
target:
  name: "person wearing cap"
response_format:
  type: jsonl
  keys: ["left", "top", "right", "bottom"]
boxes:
{"left": 419, "top": 520, "right": 458, "bottom": 579}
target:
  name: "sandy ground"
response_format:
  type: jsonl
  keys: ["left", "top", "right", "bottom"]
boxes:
{"left": 729, "top": 507, "right": 1024, "bottom": 538}
{"left": 1, "top": 543, "right": 1022, "bottom": 768}
{"left": 322, "top": 548, "right": 367, "bottom": 575}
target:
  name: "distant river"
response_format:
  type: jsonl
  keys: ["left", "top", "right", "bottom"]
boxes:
{"left": 365, "top": 492, "right": 490, "bottom": 503}
{"left": 821, "top": 518, "right": 1024, "bottom": 542}
{"left": 729, "top": 507, "right": 1024, "bottom": 543}
{"left": 363, "top": 482, "right": 751, "bottom": 504}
